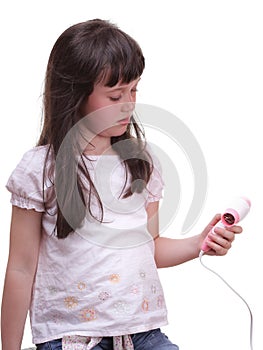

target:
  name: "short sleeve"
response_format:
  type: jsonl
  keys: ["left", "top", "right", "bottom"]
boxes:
{"left": 6, "top": 146, "right": 51, "bottom": 212}
{"left": 145, "top": 145, "right": 165, "bottom": 205}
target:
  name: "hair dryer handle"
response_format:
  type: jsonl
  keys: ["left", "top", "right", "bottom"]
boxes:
{"left": 201, "top": 221, "right": 225, "bottom": 252}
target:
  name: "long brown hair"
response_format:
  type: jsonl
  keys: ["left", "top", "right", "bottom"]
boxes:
{"left": 38, "top": 19, "right": 153, "bottom": 238}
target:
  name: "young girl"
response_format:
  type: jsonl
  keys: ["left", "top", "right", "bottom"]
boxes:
{"left": 1, "top": 19, "right": 242, "bottom": 350}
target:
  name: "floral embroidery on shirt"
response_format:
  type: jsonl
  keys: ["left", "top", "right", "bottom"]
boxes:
{"left": 157, "top": 294, "right": 164, "bottom": 308}
{"left": 142, "top": 298, "right": 149, "bottom": 312}
{"left": 98, "top": 291, "right": 111, "bottom": 302}
{"left": 47, "top": 286, "right": 58, "bottom": 294}
{"left": 77, "top": 281, "right": 86, "bottom": 291}
{"left": 130, "top": 284, "right": 140, "bottom": 294}
{"left": 109, "top": 273, "right": 120, "bottom": 283}
{"left": 139, "top": 271, "right": 146, "bottom": 279}
{"left": 64, "top": 296, "right": 78, "bottom": 309}
{"left": 114, "top": 300, "right": 130, "bottom": 315}
{"left": 151, "top": 284, "right": 157, "bottom": 294}
{"left": 79, "top": 307, "right": 96, "bottom": 322}
{"left": 51, "top": 312, "right": 63, "bottom": 324}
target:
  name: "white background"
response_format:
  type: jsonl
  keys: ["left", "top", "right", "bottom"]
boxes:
{"left": 0, "top": 1, "right": 262, "bottom": 349}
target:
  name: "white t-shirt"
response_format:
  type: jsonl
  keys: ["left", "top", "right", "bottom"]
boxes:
{"left": 6, "top": 145, "right": 168, "bottom": 344}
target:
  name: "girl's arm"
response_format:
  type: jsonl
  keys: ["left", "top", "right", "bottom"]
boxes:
{"left": 1, "top": 206, "right": 42, "bottom": 350}
{"left": 146, "top": 201, "right": 242, "bottom": 268}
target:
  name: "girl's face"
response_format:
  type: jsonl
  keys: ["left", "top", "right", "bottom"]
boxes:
{"left": 81, "top": 77, "right": 140, "bottom": 138}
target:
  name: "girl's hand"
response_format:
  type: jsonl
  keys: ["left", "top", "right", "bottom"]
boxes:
{"left": 200, "top": 214, "right": 243, "bottom": 256}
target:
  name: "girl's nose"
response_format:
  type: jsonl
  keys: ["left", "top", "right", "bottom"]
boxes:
{"left": 121, "top": 101, "right": 135, "bottom": 113}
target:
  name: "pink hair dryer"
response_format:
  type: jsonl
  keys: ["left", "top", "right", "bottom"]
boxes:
{"left": 201, "top": 197, "right": 251, "bottom": 254}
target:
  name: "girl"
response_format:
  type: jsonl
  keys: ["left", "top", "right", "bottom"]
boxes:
{"left": 1, "top": 19, "right": 242, "bottom": 350}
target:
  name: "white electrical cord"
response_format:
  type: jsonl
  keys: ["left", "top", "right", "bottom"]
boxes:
{"left": 199, "top": 251, "right": 254, "bottom": 350}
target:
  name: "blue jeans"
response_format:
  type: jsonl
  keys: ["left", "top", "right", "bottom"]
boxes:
{"left": 36, "top": 328, "right": 179, "bottom": 349}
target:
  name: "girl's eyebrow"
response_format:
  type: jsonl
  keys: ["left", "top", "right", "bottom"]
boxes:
{"left": 107, "top": 86, "right": 125, "bottom": 92}
{"left": 106, "top": 78, "right": 141, "bottom": 92}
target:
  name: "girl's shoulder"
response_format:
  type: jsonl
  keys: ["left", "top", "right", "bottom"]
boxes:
{"left": 6, "top": 145, "right": 54, "bottom": 205}
{"left": 20, "top": 144, "right": 53, "bottom": 163}
{"left": 12, "top": 144, "right": 54, "bottom": 175}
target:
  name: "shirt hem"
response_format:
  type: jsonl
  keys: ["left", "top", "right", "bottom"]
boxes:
{"left": 33, "top": 320, "right": 169, "bottom": 344}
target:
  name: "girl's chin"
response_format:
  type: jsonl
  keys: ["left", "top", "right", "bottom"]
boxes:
{"left": 102, "top": 124, "right": 129, "bottom": 136}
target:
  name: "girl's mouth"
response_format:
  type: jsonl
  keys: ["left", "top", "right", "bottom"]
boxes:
{"left": 117, "top": 117, "right": 130, "bottom": 125}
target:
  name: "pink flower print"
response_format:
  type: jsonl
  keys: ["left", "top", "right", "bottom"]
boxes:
{"left": 79, "top": 308, "right": 97, "bottom": 322}
{"left": 63, "top": 335, "right": 101, "bottom": 350}
{"left": 113, "top": 335, "right": 134, "bottom": 350}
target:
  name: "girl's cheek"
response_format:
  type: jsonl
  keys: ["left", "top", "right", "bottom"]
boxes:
{"left": 85, "top": 107, "right": 120, "bottom": 134}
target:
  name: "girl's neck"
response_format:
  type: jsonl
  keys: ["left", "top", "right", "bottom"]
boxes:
{"left": 83, "top": 135, "right": 116, "bottom": 156}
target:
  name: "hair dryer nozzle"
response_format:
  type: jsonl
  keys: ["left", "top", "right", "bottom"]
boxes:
{"left": 221, "top": 197, "right": 251, "bottom": 227}
{"left": 222, "top": 212, "right": 235, "bottom": 225}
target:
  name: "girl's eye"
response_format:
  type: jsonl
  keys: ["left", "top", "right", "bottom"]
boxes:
{"left": 109, "top": 96, "right": 121, "bottom": 101}
{"left": 108, "top": 88, "right": 138, "bottom": 102}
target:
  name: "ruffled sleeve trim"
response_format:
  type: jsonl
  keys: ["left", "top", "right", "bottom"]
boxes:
{"left": 9, "top": 193, "right": 46, "bottom": 212}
